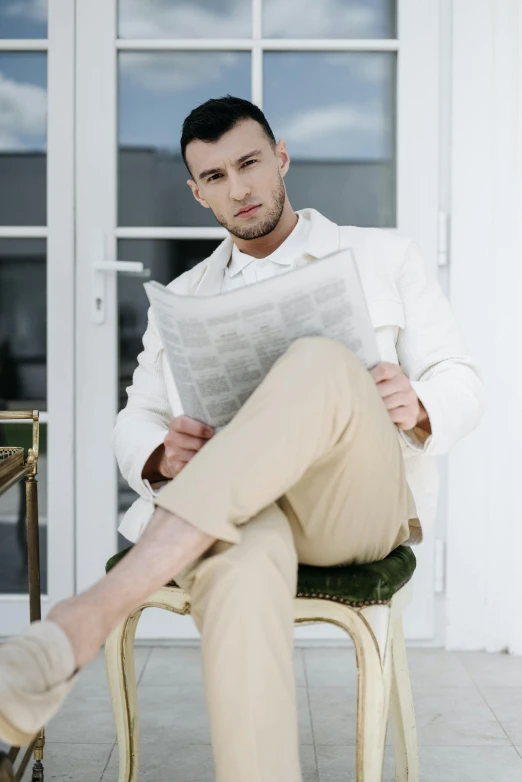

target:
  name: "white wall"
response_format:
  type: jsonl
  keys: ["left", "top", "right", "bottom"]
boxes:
{"left": 446, "top": 0, "right": 522, "bottom": 652}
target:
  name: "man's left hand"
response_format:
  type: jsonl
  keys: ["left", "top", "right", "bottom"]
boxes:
{"left": 370, "top": 362, "right": 431, "bottom": 433}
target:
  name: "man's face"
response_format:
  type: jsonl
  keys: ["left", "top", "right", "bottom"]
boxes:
{"left": 185, "top": 119, "right": 290, "bottom": 240}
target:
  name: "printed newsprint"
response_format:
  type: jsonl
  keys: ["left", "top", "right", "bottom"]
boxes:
{"left": 144, "top": 248, "right": 380, "bottom": 429}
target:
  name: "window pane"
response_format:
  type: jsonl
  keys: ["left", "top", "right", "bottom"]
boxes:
{"left": 0, "top": 239, "right": 47, "bottom": 594}
{"left": 0, "top": 422, "right": 48, "bottom": 595}
{"left": 118, "top": 51, "right": 251, "bottom": 227}
{"left": 0, "top": 54, "right": 47, "bottom": 226}
{"left": 264, "top": 52, "right": 396, "bottom": 227}
{"left": 0, "top": 240, "right": 47, "bottom": 409}
{"left": 263, "top": 0, "right": 396, "bottom": 39}
{"left": 0, "top": 0, "right": 47, "bottom": 39}
{"left": 118, "top": 0, "right": 251, "bottom": 39}
{"left": 117, "top": 239, "right": 221, "bottom": 549}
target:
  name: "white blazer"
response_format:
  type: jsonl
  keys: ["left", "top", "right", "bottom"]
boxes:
{"left": 113, "top": 208, "right": 485, "bottom": 543}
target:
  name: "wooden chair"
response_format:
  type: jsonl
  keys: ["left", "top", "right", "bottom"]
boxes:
{"left": 104, "top": 545, "right": 419, "bottom": 782}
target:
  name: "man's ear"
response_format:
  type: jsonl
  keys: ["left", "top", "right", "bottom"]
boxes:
{"left": 275, "top": 139, "right": 290, "bottom": 178}
{"left": 187, "top": 179, "right": 211, "bottom": 209}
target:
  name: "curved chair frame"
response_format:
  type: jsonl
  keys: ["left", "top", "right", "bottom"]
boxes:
{"left": 105, "top": 583, "right": 419, "bottom": 782}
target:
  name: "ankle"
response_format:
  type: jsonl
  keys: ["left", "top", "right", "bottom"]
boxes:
{"left": 48, "top": 597, "right": 104, "bottom": 669}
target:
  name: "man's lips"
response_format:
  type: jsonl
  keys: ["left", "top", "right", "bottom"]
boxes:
{"left": 236, "top": 204, "right": 261, "bottom": 217}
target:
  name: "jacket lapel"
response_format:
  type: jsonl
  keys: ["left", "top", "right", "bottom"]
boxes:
{"left": 193, "top": 236, "right": 233, "bottom": 295}
{"left": 299, "top": 208, "right": 341, "bottom": 258}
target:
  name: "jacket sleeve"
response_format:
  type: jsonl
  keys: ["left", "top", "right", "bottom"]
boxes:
{"left": 112, "top": 307, "right": 182, "bottom": 500}
{"left": 396, "top": 241, "right": 486, "bottom": 456}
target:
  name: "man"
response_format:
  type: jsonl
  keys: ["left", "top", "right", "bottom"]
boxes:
{"left": 0, "top": 96, "right": 484, "bottom": 781}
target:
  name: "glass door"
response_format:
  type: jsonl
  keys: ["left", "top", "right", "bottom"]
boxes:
{"left": 76, "top": 0, "right": 440, "bottom": 639}
{"left": 0, "top": 0, "right": 75, "bottom": 636}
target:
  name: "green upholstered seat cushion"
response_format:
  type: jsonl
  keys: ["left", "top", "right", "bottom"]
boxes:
{"left": 106, "top": 544, "right": 416, "bottom": 608}
{"left": 296, "top": 546, "right": 416, "bottom": 605}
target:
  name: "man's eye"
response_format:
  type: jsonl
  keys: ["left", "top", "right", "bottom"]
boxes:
{"left": 242, "top": 159, "right": 257, "bottom": 168}
{"left": 208, "top": 173, "right": 222, "bottom": 182}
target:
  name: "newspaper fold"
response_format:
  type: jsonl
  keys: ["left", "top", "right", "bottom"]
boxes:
{"left": 144, "top": 247, "right": 380, "bottom": 428}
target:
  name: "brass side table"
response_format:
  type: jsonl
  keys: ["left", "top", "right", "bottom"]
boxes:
{"left": 0, "top": 411, "right": 44, "bottom": 782}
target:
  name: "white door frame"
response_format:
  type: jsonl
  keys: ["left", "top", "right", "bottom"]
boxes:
{"left": 0, "top": 0, "right": 75, "bottom": 635}
{"left": 396, "top": 0, "right": 440, "bottom": 642}
{"left": 75, "top": 0, "right": 441, "bottom": 641}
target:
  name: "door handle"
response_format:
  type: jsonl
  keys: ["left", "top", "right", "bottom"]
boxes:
{"left": 93, "top": 260, "right": 150, "bottom": 275}
{"left": 92, "top": 260, "right": 151, "bottom": 324}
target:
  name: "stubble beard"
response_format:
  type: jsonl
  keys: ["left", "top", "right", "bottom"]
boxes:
{"left": 213, "top": 175, "right": 287, "bottom": 241}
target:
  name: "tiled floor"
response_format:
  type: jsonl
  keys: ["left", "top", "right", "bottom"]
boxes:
{"left": 30, "top": 644, "right": 522, "bottom": 781}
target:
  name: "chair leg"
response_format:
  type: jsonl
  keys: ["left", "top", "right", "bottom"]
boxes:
{"left": 389, "top": 618, "right": 419, "bottom": 782}
{"left": 105, "top": 608, "right": 143, "bottom": 782}
{"left": 353, "top": 615, "right": 388, "bottom": 782}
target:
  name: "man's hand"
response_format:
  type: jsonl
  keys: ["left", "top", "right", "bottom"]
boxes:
{"left": 370, "top": 362, "right": 431, "bottom": 434}
{"left": 142, "top": 415, "right": 214, "bottom": 482}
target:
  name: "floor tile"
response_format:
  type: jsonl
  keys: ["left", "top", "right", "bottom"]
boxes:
{"left": 300, "top": 745, "right": 319, "bottom": 782}
{"left": 305, "top": 648, "right": 474, "bottom": 690}
{"left": 75, "top": 645, "right": 151, "bottom": 691}
{"left": 139, "top": 646, "right": 204, "bottom": 686}
{"left": 409, "top": 686, "right": 510, "bottom": 746}
{"left": 45, "top": 686, "right": 116, "bottom": 744}
{"left": 102, "top": 739, "right": 317, "bottom": 781}
{"left": 416, "top": 746, "right": 522, "bottom": 782}
{"left": 100, "top": 746, "right": 117, "bottom": 780}
{"left": 308, "top": 686, "right": 358, "bottom": 745}
{"left": 139, "top": 645, "right": 306, "bottom": 688}
{"left": 309, "top": 684, "right": 509, "bottom": 748}
{"left": 303, "top": 647, "right": 475, "bottom": 691}
{"left": 317, "top": 743, "right": 352, "bottom": 781}
{"left": 39, "top": 742, "right": 113, "bottom": 782}
{"left": 406, "top": 648, "right": 475, "bottom": 688}
{"left": 294, "top": 647, "right": 307, "bottom": 687}
{"left": 316, "top": 745, "right": 522, "bottom": 782}
{"left": 135, "top": 682, "right": 314, "bottom": 748}
{"left": 316, "top": 744, "right": 394, "bottom": 781}
{"left": 304, "top": 647, "right": 357, "bottom": 688}
{"left": 138, "top": 685, "right": 211, "bottom": 745}
{"left": 457, "top": 650, "right": 522, "bottom": 688}
{"left": 297, "top": 685, "right": 314, "bottom": 745}
{"left": 102, "top": 741, "right": 215, "bottom": 782}
{"left": 480, "top": 687, "right": 522, "bottom": 744}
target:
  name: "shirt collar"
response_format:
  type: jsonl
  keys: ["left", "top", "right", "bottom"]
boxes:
{"left": 227, "top": 213, "right": 314, "bottom": 278}
{"left": 194, "top": 208, "right": 341, "bottom": 295}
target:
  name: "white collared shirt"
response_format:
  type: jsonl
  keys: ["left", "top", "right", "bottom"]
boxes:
{"left": 221, "top": 213, "right": 315, "bottom": 292}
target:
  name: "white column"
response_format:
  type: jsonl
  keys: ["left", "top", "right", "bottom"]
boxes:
{"left": 447, "top": 0, "right": 521, "bottom": 652}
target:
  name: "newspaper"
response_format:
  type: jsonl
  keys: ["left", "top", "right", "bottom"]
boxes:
{"left": 144, "top": 247, "right": 380, "bottom": 429}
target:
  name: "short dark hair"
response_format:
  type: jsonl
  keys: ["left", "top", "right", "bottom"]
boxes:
{"left": 180, "top": 95, "right": 276, "bottom": 173}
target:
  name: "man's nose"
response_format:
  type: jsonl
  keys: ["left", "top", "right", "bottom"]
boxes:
{"left": 228, "top": 172, "right": 251, "bottom": 202}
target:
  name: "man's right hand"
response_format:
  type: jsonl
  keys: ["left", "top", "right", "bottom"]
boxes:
{"left": 142, "top": 416, "right": 214, "bottom": 482}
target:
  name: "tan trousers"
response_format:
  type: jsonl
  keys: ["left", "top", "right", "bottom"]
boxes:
{"left": 154, "top": 337, "right": 417, "bottom": 782}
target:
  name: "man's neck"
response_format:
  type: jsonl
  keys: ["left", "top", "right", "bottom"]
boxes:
{"left": 231, "top": 203, "right": 298, "bottom": 259}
